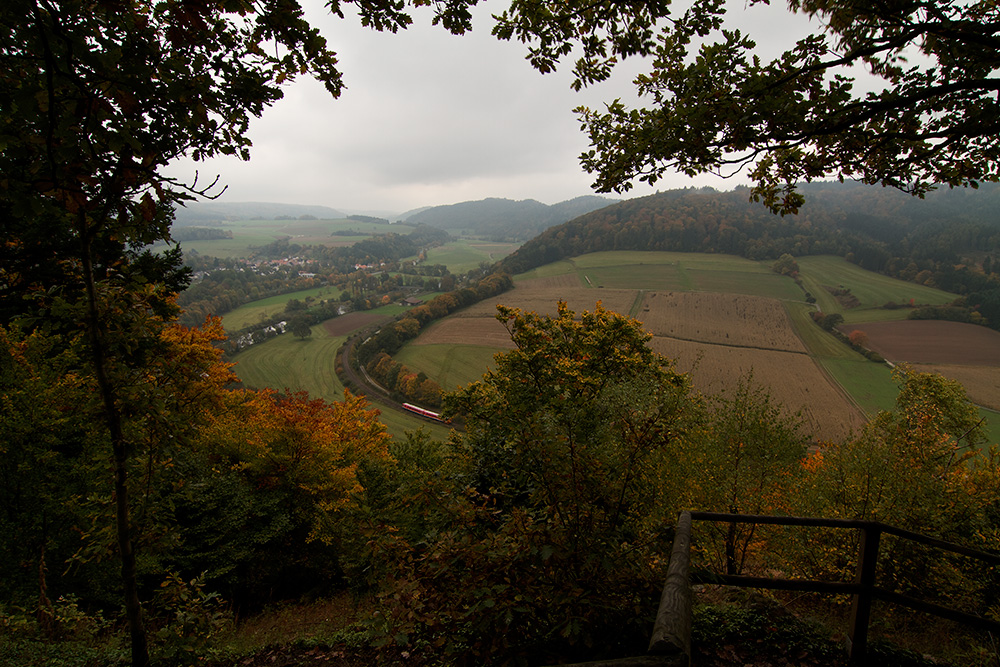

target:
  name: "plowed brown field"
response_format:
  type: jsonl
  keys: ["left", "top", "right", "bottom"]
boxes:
{"left": 448, "top": 287, "right": 637, "bottom": 320}
{"left": 849, "top": 320, "right": 1000, "bottom": 365}
{"left": 515, "top": 274, "right": 584, "bottom": 290}
{"left": 638, "top": 291, "right": 806, "bottom": 353}
{"left": 648, "top": 337, "right": 865, "bottom": 440}
{"left": 412, "top": 283, "right": 867, "bottom": 439}
{"left": 415, "top": 317, "right": 515, "bottom": 349}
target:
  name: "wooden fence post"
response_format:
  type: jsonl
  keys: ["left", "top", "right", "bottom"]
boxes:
{"left": 648, "top": 511, "right": 692, "bottom": 664}
{"left": 848, "top": 522, "right": 881, "bottom": 664}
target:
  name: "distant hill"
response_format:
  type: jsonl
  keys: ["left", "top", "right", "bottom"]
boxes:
{"left": 402, "top": 196, "right": 619, "bottom": 241}
{"left": 172, "top": 201, "right": 347, "bottom": 225}
{"left": 502, "top": 182, "right": 1000, "bottom": 274}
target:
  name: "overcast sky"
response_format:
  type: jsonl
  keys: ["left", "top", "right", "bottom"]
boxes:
{"left": 164, "top": 1, "right": 815, "bottom": 215}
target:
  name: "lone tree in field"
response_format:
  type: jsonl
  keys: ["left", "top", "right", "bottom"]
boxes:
{"left": 496, "top": 0, "right": 1000, "bottom": 212}
{"left": 289, "top": 314, "right": 313, "bottom": 339}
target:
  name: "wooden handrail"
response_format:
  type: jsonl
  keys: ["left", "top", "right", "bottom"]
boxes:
{"left": 651, "top": 511, "right": 1000, "bottom": 666}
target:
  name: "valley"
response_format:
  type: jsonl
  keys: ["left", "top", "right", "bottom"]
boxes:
{"left": 227, "top": 246, "right": 1000, "bottom": 445}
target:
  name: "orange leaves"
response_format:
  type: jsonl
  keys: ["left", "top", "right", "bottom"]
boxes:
{"left": 155, "top": 316, "right": 236, "bottom": 408}
{"left": 202, "top": 387, "right": 390, "bottom": 544}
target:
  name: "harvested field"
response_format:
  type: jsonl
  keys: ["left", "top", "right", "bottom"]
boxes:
{"left": 649, "top": 337, "right": 865, "bottom": 440}
{"left": 452, "top": 287, "right": 638, "bottom": 319}
{"left": 515, "top": 273, "right": 584, "bottom": 290}
{"left": 914, "top": 364, "right": 1000, "bottom": 411}
{"left": 637, "top": 292, "right": 807, "bottom": 353}
{"left": 415, "top": 317, "right": 515, "bottom": 349}
{"left": 322, "top": 312, "right": 391, "bottom": 337}
{"left": 848, "top": 320, "right": 1000, "bottom": 365}
{"left": 416, "top": 287, "right": 639, "bottom": 346}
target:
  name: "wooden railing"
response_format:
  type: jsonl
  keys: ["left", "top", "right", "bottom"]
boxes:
{"left": 649, "top": 511, "right": 1000, "bottom": 665}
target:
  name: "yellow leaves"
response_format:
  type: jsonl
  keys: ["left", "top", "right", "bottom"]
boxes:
{"left": 201, "top": 386, "right": 391, "bottom": 544}
{"left": 155, "top": 316, "right": 236, "bottom": 408}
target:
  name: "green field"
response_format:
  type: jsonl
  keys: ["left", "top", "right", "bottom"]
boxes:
{"left": 222, "top": 286, "right": 342, "bottom": 330}
{"left": 513, "top": 259, "right": 581, "bottom": 282}
{"left": 231, "top": 319, "right": 451, "bottom": 442}
{"left": 233, "top": 323, "right": 346, "bottom": 400}
{"left": 817, "top": 359, "right": 999, "bottom": 445}
{"left": 981, "top": 409, "right": 1000, "bottom": 446}
{"left": 394, "top": 344, "right": 499, "bottom": 393}
{"left": 818, "top": 358, "right": 897, "bottom": 417}
{"left": 424, "top": 240, "right": 520, "bottom": 274}
{"left": 514, "top": 251, "right": 802, "bottom": 300}
{"left": 785, "top": 302, "right": 859, "bottom": 360}
{"left": 552, "top": 252, "right": 800, "bottom": 299}
{"left": 178, "top": 219, "right": 416, "bottom": 258}
{"left": 796, "top": 256, "right": 957, "bottom": 323}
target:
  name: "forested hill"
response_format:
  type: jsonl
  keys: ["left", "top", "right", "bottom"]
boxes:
{"left": 403, "top": 195, "right": 618, "bottom": 241}
{"left": 500, "top": 182, "right": 1000, "bottom": 293}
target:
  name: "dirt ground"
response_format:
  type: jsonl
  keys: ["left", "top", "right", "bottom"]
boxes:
{"left": 848, "top": 320, "right": 1000, "bottom": 365}
{"left": 649, "top": 337, "right": 866, "bottom": 441}
{"left": 322, "top": 312, "right": 391, "bottom": 337}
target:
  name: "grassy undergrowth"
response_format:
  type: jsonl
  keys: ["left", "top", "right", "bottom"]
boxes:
{"left": 692, "top": 588, "right": 997, "bottom": 667}
{"left": 8, "top": 588, "right": 992, "bottom": 667}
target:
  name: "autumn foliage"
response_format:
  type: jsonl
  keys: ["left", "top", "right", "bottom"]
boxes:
{"left": 3, "top": 299, "right": 999, "bottom": 665}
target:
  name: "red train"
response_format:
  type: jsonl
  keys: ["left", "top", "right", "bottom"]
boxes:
{"left": 402, "top": 402, "right": 446, "bottom": 422}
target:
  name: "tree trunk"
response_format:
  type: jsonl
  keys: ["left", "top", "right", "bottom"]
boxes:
{"left": 725, "top": 520, "right": 738, "bottom": 575}
{"left": 80, "top": 229, "right": 150, "bottom": 667}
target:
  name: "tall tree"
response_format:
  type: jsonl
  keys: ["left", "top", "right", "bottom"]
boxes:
{"left": 794, "top": 366, "right": 988, "bottom": 592}
{"left": 683, "top": 374, "right": 807, "bottom": 575}
{"left": 0, "top": 1, "right": 482, "bottom": 662}
{"left": 447, "top": 301, "right": 697, "bottom": 556}
{"left": 375, "top": 302, "right": 699, "bottom": 662}
{"left": 496, "top": 0, "right": 1000, "bottom": 212}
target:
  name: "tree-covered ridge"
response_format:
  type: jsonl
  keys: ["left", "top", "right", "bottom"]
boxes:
{"left": 501, "top": 182, "right": 1000, "bottom": 326}
{"left": 404, "top": 195, "right": 618, "bottom": 241}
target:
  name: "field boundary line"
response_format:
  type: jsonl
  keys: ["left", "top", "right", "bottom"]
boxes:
{"left": 629, "top": 290, "right": 646, "bottom": 318}
{"left": 814, "top": 358, "right": 873, "bottom": 421}
{"left": 782, "top": 300, "right": 822, "bottom": 355}
{"left": 649, "top": 334, "right": 812, "bottom": 356}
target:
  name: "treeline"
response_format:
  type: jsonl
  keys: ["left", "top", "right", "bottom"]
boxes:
{"left": 500, "top": 182, "right": 1000, "bottom": 328}
{"left": 405, "top": 195, "right": 617, "bottom": 242}
{"left": 351, "top": 272, "right": 515, "bottom": 406}
{"left": 169, "top": 226, "right": 233, "bottom": 242}
{"left": 177, "top": 261, "right": 317, "bottom": 327}
{"left": 251, "top": 224, "right": 450, "bottom": 270}
{"left": 347, "top": 214, "right": 390, "bottom": 225}
{"left": 223, "top": 296, "right": 347, "bottom": 355}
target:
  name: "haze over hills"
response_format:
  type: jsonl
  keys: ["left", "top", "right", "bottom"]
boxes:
{"left": 173, "top": 195, "right": 619, "bottom": 242}
{"left": 173, "top": 201, "right": 348, "bottom": 225}
{"left": 401, "top": 195, "right": 619, "bottom": 241}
